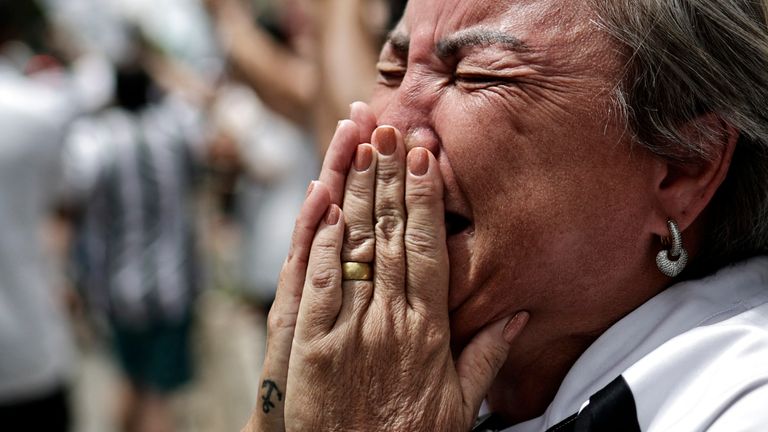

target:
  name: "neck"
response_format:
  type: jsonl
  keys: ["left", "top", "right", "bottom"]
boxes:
{"left": 484, "top": 245, "right": 679, "bottom": 425}
{"left": 486, "top": 332, "right": 598, "bottom": 425}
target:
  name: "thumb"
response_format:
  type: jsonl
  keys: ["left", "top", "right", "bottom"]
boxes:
{"left": 456, "top": 312, "right": 529, "bottom": 415}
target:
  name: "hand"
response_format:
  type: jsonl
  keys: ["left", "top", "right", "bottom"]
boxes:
{"left": 242, "top": 102, "right": 377, "bottom": 432}
{"left": 283, "top": 122, "right": 529, "bottom": 431}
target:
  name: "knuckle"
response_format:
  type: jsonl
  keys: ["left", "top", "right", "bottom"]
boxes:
{"left": 343, "top": 225, "right": 375, "bottom": 253}
{"left": 483, "top": 344, "right": 509, "bottom": 370}
{"left": 468, "top": 342, "right": 508, "bottom": 375}
{"left": 405, "top": 223, "right": 439, "bottom": 253}
{"left": 312, "top": 235, "right": 339, "bottom": 252}
{"left": 375, "top": 213, "right": 405, "bottom": 242}
{"left": 422, "top": 321, "right": 450, "bottom": 350}
{"left": 309, "top": 267, "right": 340, "bottom": 290}
{"left": 345, "top": 228, "right": 374, "bottom": 249}
{"left": 344, "top": 179, "right": 372, "bottom": 200}
{"left": 286, "top": 244, "right": 308, "bottom": 268}
{"left": 376, "top": 161, "right": 402, "bottom": 187}
{"left": 266, "top": 309, "right": 294, "bottom": 333}
{"left": 406, "top": 181, "right": 439, "bottom": 206}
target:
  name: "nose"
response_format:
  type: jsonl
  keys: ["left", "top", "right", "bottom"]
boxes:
{"left": 403, "top": 127, "right": 440, "bottom": 155}
{"left": 374, "top": 72, "right": 441, "bottom": 157}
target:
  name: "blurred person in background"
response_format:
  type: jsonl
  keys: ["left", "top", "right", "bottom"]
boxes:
{"left": 61, "top": 36, "right": 207, "bottom": 432}
{"left": 209, "top": 81, "right": 317, "bottom": 313}
{"left": 0, "top": 1, "right": 77, "bottom": 430}
{"left": 206, "top": 1, "right": 322, "bottom": 313}
{"left": 202, "top": 0, "right": 406, "bottom": 313}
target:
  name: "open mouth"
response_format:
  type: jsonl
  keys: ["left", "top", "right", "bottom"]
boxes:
{"left": 445, "top": 211, "right": 472, "bottom": 236}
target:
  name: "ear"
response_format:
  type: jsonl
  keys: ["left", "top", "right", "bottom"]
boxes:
{"left": 651, "top": 114, "right": 738, "bottom": 235}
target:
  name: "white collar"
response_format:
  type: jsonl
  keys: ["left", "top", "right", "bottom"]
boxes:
{"left": 506, "top": 256, "right": 768, "bottom": 431}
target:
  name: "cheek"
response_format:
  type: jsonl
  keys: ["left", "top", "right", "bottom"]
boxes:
{"left": 434, "top": 94, "right": 536, "bottom": 176}
{"left": 444, "top": 119, "right": 656, "bottom": 344}
{"left": 448, "top": 182, "right": 652, "bottom": 347}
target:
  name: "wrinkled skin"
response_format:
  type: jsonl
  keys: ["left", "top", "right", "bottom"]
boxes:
{"left": 243, "top": 0, "right": 696, "bottom": 430}
{"left": 368, "top": 0, "right": 677, "bottom": 419}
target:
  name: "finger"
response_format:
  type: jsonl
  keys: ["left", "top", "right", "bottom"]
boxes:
{"left": 404, "top": 148, "right": 448, "bottom": 318}
{"left": 350, "top": 101, "right": 377, "bottom": 144}
{"left": 336, "top": 144, "right": 378, "bottom": 327}
{"left": 271, "top": 181, "right": 331, "bottom": 332}
{"left": 456, "top": 312, "right": 530, "bottom": 417}
{"left": 318, "top": 101, "right": 378, "bottom": 209}
{"left": 372, "top": 126, "right": 407, "bottom": 300}
{"left": 245, "top": 181, "right": 330, "bottom": 431}
{"left": 319, "top": 120, "right": 362, "bottom": 205}
{"left": 296, "top": 205, "right": 345, "bottom": 341}
{"left": 342, "top": 144, "right": 377, "bottom": 262}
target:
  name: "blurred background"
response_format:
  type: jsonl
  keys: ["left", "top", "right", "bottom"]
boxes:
{"left": 0, "top": 0, "right": 406, "bottom": 430}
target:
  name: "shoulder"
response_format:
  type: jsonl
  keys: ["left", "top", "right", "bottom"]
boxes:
{"left": 624, "top": 299, "right": 768, "bottom": 431}
{"left": 0, "top": 71, "right": 73, "bottom": 138}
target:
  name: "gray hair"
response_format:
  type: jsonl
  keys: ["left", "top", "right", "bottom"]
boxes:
{"left": 590, "top": 0, "right": 768, "bottom": 274}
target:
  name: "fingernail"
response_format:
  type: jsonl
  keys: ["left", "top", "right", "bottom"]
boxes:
{"left": 374, "top": 126, "right": 397, "bottom": 155}
{"left": 325, "top": 204, "right": 341, "bottom": 225}
{"left": 336, "top": 120, "right": 343, "bottom": 131}
{"left": 306, "top": 181, "right": 316, "bottom": 198}
{"left": 503, "top": 311, "right": 529, "bottom": 344}
{"left": 354, "top": 145, "right": 373, "bottom": 171}
{"left": 408, "top": 148, "right": 429, "bottom": 176}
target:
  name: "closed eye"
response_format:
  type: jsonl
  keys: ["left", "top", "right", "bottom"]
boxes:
{"left": 377, "top": 62, "right": 406, "bottom": 87}
{"left": 454, "top": 72, "right": 512, "bottom": 90}
{"left": 453, "top": 63, "right": 534, "bottom": 91}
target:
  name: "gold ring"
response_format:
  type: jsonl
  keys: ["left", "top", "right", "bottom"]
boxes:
{"left": 341, "top": 262, "right": 373, "bottom": 281}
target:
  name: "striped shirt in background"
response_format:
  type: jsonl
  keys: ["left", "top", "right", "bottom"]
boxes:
{"left": 62, "top": 96, "right": 205, "bottom": 327}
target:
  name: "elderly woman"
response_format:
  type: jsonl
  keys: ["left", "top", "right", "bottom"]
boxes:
{"left": 243, "top": 0, "right": 768, "bottom": 430}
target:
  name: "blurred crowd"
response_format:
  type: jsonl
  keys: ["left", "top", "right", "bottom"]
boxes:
{"left": 0, "top": 0, "right": 405, "bottom": 431}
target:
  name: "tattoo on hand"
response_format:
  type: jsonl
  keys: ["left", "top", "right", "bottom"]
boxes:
{"left": 261, "top": 380, "right": 283, "bottom": 413}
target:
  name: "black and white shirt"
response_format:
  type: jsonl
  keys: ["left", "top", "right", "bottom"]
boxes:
{"left": 63, "top": 97, "right": 204, "bottom": 326}
{"left": 478, "top": 257, "right": 768, "bottom": 431}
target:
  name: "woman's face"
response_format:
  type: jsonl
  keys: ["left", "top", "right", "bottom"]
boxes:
{"left": 369, "top": 0, "right": 663, "bottom": 348}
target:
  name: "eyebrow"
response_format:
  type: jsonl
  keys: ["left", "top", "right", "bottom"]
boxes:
{"left": 436, "top": 29, "right": 528, "bottom": 58}
{"left": 385, "top": 28, "right": 529, "bottom": 60}
{"left": 386, "top": 31, "right": 411, "bottom": 57}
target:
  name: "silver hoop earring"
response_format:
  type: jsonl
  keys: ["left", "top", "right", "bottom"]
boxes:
{"left": 656, "top": 219, "right": 688, "bottom": 277}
